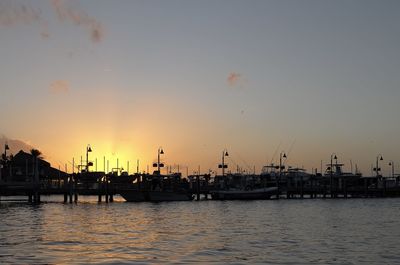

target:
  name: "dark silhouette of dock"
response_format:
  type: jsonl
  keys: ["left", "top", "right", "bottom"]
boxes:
{"left": 1, "top": 147, "right": 400, "bottom": 203}
{"left": 1, "top": 171, "right": 400, "bottom": 203}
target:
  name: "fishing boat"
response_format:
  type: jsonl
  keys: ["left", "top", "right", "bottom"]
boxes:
{"left": 209, "top": 150, "right": 278, "bottom": 200}
{"left": 146, "top": 189, "right": 193, "bottom": 202}
{"left": 118, "top": 172, "right": 193, "bottom": 202}
{"left": 119, "top": 148, "right": 193, "bottom": 202}
{"left": 209, "top": 172, "right": 278, "bottom": 200}
{"left": 210, "top": 186, "right": 277, "bottom": 200}
{"left": 119, "top": 190, "right": 193, "bottom": 202}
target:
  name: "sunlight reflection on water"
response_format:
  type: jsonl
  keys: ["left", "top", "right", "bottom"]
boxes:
{"left": 0, "top": 197, "right": 400, "bottom": 264}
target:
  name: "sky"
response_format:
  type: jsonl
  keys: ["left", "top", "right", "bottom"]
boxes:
{"left": 1, "top": 0, "right": 400, "bottom": 176}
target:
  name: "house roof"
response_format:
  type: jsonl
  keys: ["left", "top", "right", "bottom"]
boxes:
{"left": 13, "top": 150, "right": 50, "bottom": 168}
{"left": 12, "top": 150, "right": 68, "bottom": 178}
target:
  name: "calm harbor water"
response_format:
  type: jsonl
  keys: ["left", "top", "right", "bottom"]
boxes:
{"left": 0, "top": 196, "right": 399, "bottom": 264}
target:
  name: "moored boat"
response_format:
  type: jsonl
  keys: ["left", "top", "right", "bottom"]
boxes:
{"left": 147, "top": 190, "right": 193, "bottom": 202}
{"left": 209, "top": 149, "right": 278, "bottom": 200}
{"left": 209, "top": 172, "right": 278, "bottom": 200}
{"left": 119, "top": 148, "right": 193, "bottom": 202}
{"left": 119, "top": 189, "right": 146, "bottom": 202}
{"left": 118, "top": 173, "right": 193, "bottom": 202}
{"left": 210, "top": 186, "right": 277, "bottom": 200}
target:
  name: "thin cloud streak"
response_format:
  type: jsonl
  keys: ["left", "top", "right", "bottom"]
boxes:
{"left": 0, "top": 135, "right": 34, "bottom": 155}
{"left": 227, "top": 72, "right": 241, "bottom": 86}
{"left": 0, "top": 0, "right": 49, "bottom": 37}
{"left": 49, "top": 80, "right": 69, "bottom": 94}
{"left": 227, "top": 72, "right": 248, "bottom": 88}
{"left": 0, "top": 0, "right": 104, "bottom": 43}
{"left": 0, "top": 0, "right": 42, "bottom": 26}
{"left": 50, "top": 0, "right": 104, "bottom": 43}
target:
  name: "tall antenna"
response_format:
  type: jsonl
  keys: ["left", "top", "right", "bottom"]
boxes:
{"left": 270, "top": 141, "right": 281, "bottom": 164}
{"left": 285, "top": 139, "right": 296, "bottom": 164}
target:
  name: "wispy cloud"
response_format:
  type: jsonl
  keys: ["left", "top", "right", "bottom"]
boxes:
{"left": 0, "top": 0, "right": 42, "bottom": 26}
{"left": 40, "top": 21, "right": 50, "bottom": 39}
{"left": 227, "top": 72, "right": 248, "bottom": 88}
{"left": 0, "top": 134, "right": 34, "bottom": 155}
{"left": 50, "top": 0, "right": 104, "bottom": 43}
{"left": 0, "top": 0, "right": 49, "bottom": 37}
{"left": 0, "top": 0, "right": 104, "bottom": 43}
{"left": 227, "top": 72, "right": 241, "bottom": 87}
{"left": 49, "top": 80, "right": 69, "bottom": 94}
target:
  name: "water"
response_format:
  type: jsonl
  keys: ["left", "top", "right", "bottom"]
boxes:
{"left": 0, "top": 196, "right": 400, "bottom": 264}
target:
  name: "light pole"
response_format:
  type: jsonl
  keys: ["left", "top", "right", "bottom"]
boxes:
{"left": 86, "top": 145, "right": 92, "bottom": 172}
{"left": 278, "top": 152, "right": 287, "bottom": 196}
{"left": 1, "top": 144, "right": 9, "bottom": 181}
{"left": 375, "top": 154, "right": 383, "bottom": 178}
{"left": 330, "top": 153, "right": 338, "bottom": 175}
{"left": 2, "top": 144, "right": 9, "bottom": 168}
{"left": 279, "top": 152, "right": 287, "bottom": 182}
{"left": 330, "top": 153, "right": 337, "bottom": 197}
{"left": 157, "top": 147, "right": 164, "bottom": 173}
{"left": 4, "top": 143, "right": 9, "bottom": 160}
{"left": 219, "top": 149, "right": 229, "bottom": 176}
{"left": 389, "top": 161, "right": 394, "bottom": 178}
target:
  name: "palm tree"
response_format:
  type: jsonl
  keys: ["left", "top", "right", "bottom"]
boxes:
{"left": 30, "top": 149, "right": 43, "bottom": 181}
{"left": 30, "top": 149, "right": 43, "bottom": 159}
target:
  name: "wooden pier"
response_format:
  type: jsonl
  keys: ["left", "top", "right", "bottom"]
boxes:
{"left": 1, "top": 174, "right": 400, "bottom": 203}
{"left": 1, "top": 149, "right": 400, "bottom": 203}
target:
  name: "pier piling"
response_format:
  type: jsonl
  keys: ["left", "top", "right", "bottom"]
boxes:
{"left": 196, "top": 175, "right": 200, "bottom": 201}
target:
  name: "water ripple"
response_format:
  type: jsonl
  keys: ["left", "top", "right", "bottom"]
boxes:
{"left": 0, "top": 197, "right": 400, "bottom": 264}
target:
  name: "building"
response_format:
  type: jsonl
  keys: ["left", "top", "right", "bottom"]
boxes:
{"left": 1, "top": 150, "right": 68, "bottom": 183}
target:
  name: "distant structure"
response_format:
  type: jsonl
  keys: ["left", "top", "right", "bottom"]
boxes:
{"left": 1, "top": 150, "right": 67, "bottom": 183}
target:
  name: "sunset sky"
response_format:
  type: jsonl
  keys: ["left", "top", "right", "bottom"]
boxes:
{"left": 1, "top": 0, "right": 400, "bottom": 176}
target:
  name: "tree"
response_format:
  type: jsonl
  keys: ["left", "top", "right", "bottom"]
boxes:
{"left": 30, "top": 149, "right": 43, "bottom": 159}
{"left": 30, "top": 149, "right": 43, "bottom": 180}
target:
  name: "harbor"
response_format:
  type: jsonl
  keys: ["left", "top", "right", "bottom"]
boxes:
{"left": 2, "top": 1, "right": 400, "bottom": 263}
{"left": 1, "top": 144, "right": 399, "bottom": 203}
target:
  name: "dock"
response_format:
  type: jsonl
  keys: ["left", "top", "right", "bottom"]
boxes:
{"left": 1, "top": 172, "right": 400, "bottom": 203}
{"left": 1, "top": 148, "right": 400, "bottom": 203}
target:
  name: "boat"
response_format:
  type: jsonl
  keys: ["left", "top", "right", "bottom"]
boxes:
{"left": 146, "top": 190, "right": 193, "bottom": 202}
{"left": 209, "top": 150, "right": 278, "bottom": 200}
{"left": 209, "top": 173, "right": 278, "bottom": 200}
{"left": 119, "top": 172, "right": 193, "bottom": 202}
{"left": 118, "top": 189, "right": 147, "bottom": 202}
{"left": 119, "top": 190, "right": 193, "bottom": 202}
{"left": 210, "top": 186, "right": 277, "bottom": 200}
{"left": 119, "top": 148, "right": 193, "bottom": 202}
